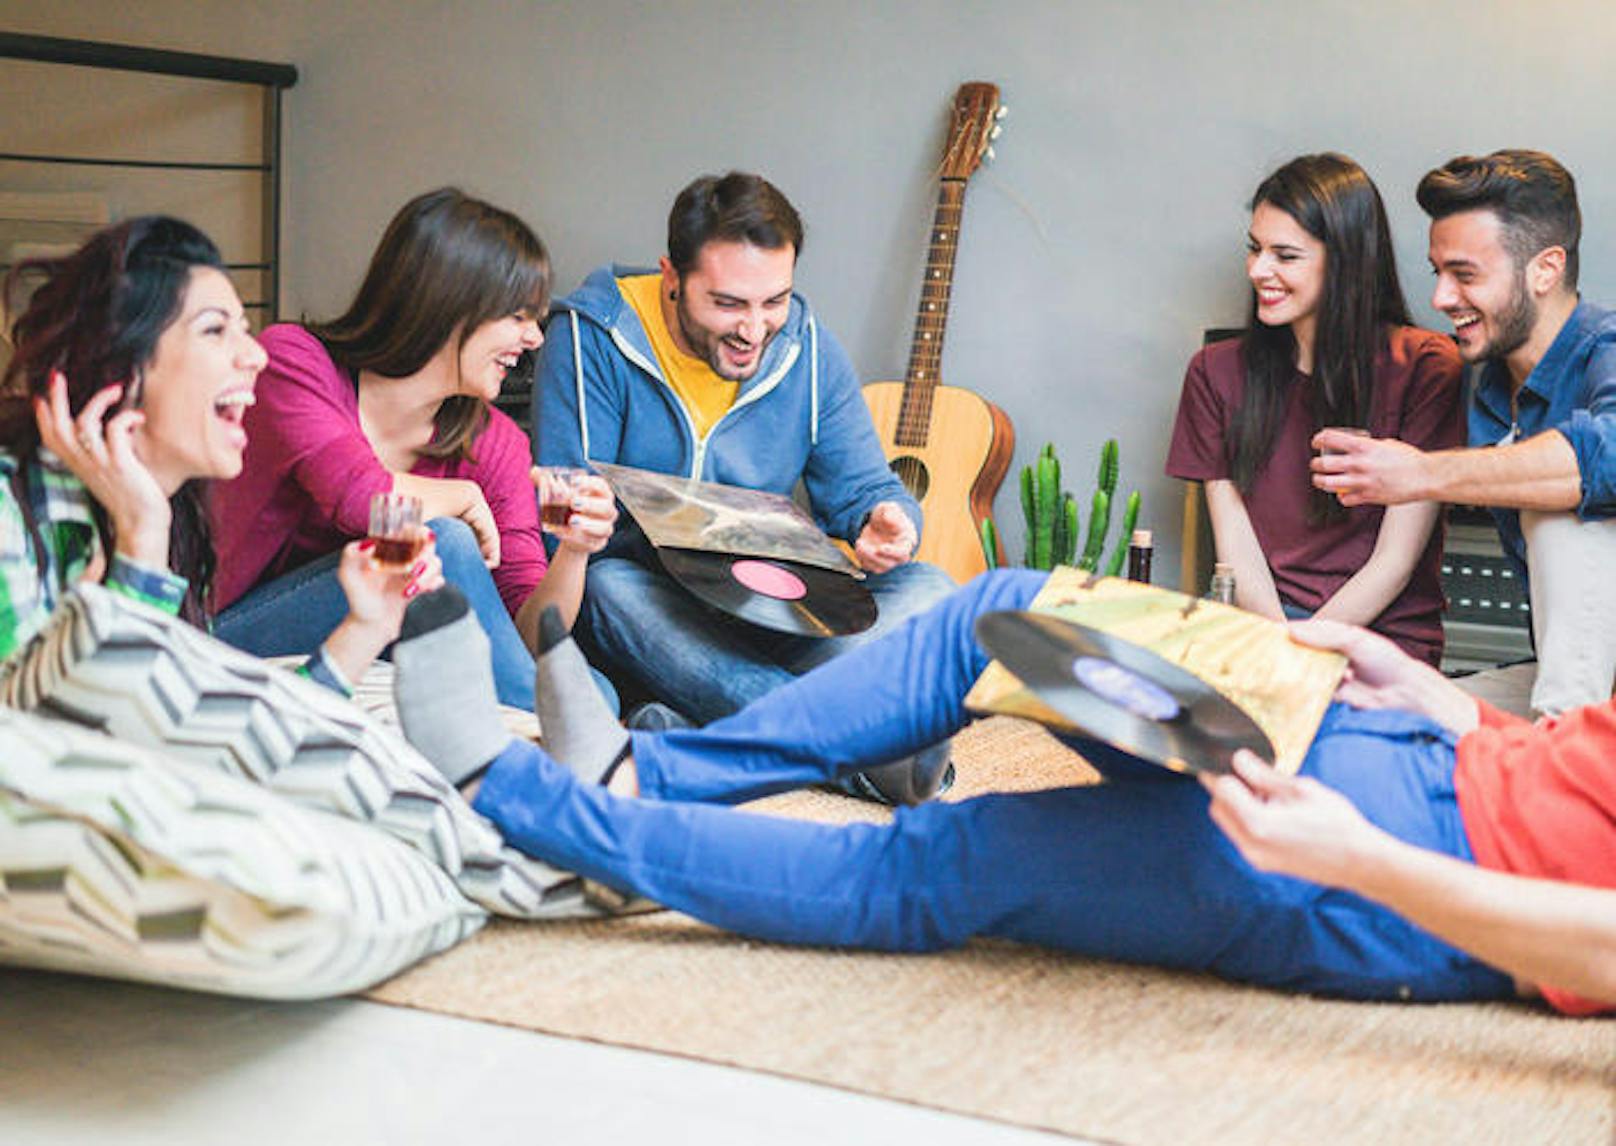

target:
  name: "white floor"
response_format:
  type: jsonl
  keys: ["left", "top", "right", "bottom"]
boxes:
{"left": 0, "top": 967, "right": 1078, "bottom": 1145}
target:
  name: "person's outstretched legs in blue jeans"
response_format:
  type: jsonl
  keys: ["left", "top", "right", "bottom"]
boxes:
{"left": 430, "top": 568, "right": 1513, "bottom": 1003}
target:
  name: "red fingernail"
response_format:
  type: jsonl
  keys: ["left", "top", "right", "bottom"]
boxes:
{"left": 410, "top": 561, "right": 426, "bottom": 577}
{"left": 358, "top": 539, "right": 375, "bottom": 551}
{"left": 404, "top": 583, "right": 420, "bottom": 599}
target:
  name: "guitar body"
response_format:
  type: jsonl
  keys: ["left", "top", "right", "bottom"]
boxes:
{"left": 864, "top": 380, "right": 1015, "bottom": 579}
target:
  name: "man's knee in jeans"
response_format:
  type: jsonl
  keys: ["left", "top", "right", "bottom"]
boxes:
{"left": 860, "top": 561, "right": 956, "bottom": 638}
{"left": 1520, "top": 509, "right": 1616, "bottom": 714}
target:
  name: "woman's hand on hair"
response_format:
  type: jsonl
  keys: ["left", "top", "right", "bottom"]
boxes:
{"left": 534, "top": 470, "right": 617, "bottom": 556}
{"left": 34, "top": 371, "right": 171, "bottom": 568}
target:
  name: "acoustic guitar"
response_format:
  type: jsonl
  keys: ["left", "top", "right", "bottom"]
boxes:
{"left": 864, "top": 82, "right": 1015, "bottom": 582}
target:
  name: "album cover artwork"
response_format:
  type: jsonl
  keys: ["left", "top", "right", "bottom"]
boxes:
{"left": 964, "top": 567, "right": 1347, "bottom": 775}
{"left": 592, "top": 462, "right": 862, "bottom": 575}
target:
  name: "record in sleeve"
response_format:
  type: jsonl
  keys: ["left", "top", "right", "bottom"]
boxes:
{"left": 973, "top": 610, "right": 1273, "bottom": 775}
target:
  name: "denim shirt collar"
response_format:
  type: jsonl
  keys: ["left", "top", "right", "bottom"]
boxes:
{"left": 1473, "top": 297, "right": 1592, "bottom": 437}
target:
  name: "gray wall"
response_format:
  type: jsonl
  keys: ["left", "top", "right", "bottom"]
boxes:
{"left": 7, "top": 0, "right": 1616, "bottom": 580}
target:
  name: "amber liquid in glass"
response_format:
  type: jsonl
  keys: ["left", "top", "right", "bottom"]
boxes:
{"left": 371, "top": 534, "right": 425, "bottom": 568}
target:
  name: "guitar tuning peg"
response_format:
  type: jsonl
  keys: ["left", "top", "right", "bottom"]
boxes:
{"left": 989, "top": 125, "right": 1003, "bottom": 140}
{"left": 985, "top": 146, "right": 996, "bottom": 161}
{"left": 995, "top": 105, "right": 1009, "bottom": 119}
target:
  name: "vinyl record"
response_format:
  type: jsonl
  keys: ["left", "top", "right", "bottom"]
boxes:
{"left": 659, "top": 547, "right": 878, "bottom": 638}
{"left": 974, "top": 610, "right": 1273, "bottom": 775}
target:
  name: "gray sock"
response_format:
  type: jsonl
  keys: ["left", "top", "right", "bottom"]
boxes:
{"left": 534, "top": 606, "right": 629, "bottom": 784}
{"left": 393, "top": 587, "right": 512, "bottom": 785}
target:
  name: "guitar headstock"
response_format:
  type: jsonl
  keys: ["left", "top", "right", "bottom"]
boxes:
{"left": 940, "top": 82, "right": 1004, "bottom": 182}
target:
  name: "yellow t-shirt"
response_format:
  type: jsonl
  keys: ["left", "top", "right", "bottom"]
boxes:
{"left": 617, "top": 273, "right": 739, "bottom": 440}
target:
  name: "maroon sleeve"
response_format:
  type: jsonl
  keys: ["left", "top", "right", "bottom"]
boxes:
{"left": 466, "top": 410, "right": 548, "bottom": 618}
{"left": 1165, "top": 346, "right": 1235, "bottom": 481}
{"left": 252, "top": 326, "right": 394, "bottom": 538}
{"left": 1391, "top": 330, "right": 1466, "bottom": 452}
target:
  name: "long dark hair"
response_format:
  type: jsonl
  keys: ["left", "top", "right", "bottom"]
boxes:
{"left": 1230, "top": 153, "right": 1410, "bottom": 523}
{"left": 2, "top": 216, "right": 225, "bottom": 624}
{"left": 308, "top": 188, "right": 550, "bottom": 461}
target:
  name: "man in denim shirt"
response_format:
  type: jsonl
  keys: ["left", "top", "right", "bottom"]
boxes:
{"left": 1312, "top": 151, "right": 1616, "bottom": 715}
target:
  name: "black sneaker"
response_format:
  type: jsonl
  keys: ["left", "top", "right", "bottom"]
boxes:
{"left": 837, "top": 741, "right": 956, "bottom": 807}
{"left": 624, "top": 702, "right": 695, "bottom": 733}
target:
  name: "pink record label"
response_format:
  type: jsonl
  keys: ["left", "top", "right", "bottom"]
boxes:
{"left": 731, "top": 559, "right": 808, "bottom": 601}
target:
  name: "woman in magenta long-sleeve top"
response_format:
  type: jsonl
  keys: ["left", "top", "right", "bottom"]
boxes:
{"left": 210, "top": 188, "right": 617, "bottom": 710}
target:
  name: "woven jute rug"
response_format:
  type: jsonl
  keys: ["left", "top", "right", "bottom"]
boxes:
{"left": 367, "top": 717, "right": 1616, "bottom": 1144}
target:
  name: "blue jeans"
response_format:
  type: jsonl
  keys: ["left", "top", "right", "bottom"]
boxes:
{"left": 214, "top": 517, "right": 617, "bottom": 714}
{"left": 476, "top": 570, "right": 1514, "bottom": 1002}
{"left": 578, "top": 553, "right": 957, "bottom": 722}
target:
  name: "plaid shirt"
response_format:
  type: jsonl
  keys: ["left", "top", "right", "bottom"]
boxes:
{"left": 1, "top": 450, "right": 188, "bottom": 663}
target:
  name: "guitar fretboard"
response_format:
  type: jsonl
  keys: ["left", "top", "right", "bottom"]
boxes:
{"left": 895, "top": 179, "right": 967, "bottom": 448}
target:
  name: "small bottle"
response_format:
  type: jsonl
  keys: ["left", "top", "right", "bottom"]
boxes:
{"left": 1207, "top": 562, "right": 1236, "bottom": 604}
{"left": 1125, "top": 529, "right": 1153, "bottom": 584}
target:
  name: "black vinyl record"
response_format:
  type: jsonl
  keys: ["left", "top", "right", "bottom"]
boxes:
{"left": 974, "top": 610, "right": 1273, "bottom": 775}
{"left": 659, "top": 547, "right": 877, "bottom": 638}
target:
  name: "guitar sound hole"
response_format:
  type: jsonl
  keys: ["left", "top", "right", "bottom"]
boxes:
{"left": 891, "top": 456, "right": 930, "bottom": 501}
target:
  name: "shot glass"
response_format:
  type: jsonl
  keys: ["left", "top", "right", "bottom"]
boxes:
{"left": 534, "top": 466, "right": 590, "bottom": 533}
{"left": 368, "top": 491, "right": 425, "bottom": 569}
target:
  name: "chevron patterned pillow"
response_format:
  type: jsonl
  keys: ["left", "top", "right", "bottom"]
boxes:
{"left": 0, "top": 706, "right": 483, "bottom": 999}
{"left": 0, "top": 584, "right": 621, "bottom": 920}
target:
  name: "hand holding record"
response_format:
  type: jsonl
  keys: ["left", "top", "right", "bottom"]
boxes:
{"left": 973, "top": 610, "right": 1274, "bottom": 776}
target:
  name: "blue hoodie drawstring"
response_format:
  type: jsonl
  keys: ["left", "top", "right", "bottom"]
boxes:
{"left": 809, "top": 314, "right": 820, "bottom": 447}
{"left": 571, "top": 310, "right": 590, "bottom": 457}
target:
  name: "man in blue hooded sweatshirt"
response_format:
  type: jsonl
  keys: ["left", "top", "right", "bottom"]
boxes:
{"left": 533, "top": 172, "right": 956, "bottom": 799}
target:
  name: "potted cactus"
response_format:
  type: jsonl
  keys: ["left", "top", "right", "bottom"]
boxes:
{"left": 982, "top": 439, "right": 1139, "bottom": 574}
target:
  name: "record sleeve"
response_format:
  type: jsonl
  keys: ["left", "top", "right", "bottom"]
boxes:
{"left": 592, "top": 462, "right": 863, "bottom": 576}
{"left": 963, "top": 567, "right": 1347, "bottom": 775}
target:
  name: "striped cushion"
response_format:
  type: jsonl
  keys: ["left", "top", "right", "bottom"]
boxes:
{"left": 0, "top": 584, "right": 617, "bottom": 920}
{"left": 0, "top": 706, "right": 483, "bottom": 999}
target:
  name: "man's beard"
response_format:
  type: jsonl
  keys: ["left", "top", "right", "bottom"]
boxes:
{"left": 1476, "top": 272, "right": 1538, "bottom": 361}
{"left": 674, "top": 299, "right": 770, "bottom": 382}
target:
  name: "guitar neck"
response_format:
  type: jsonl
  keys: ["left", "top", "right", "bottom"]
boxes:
{"left": 895, "top": 178, "right": 967, "bottom": 448}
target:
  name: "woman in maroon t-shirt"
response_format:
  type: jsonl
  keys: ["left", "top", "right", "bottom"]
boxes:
{"left": 1167, "top": 154, "right": 1463, "bottom": 664}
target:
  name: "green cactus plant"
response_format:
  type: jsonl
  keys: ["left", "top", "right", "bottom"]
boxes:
{"left": 1019, "top": 438, "right": 1142, "bottom": 573}
{"left": 1104, "top": 490, "right": 1143, "bottom": 576}
{"left": 1077, "top": 440, "right": 1120, "bottom": 571}
{"left": 979, "top": 516, "right": 999, "bottom": 570}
